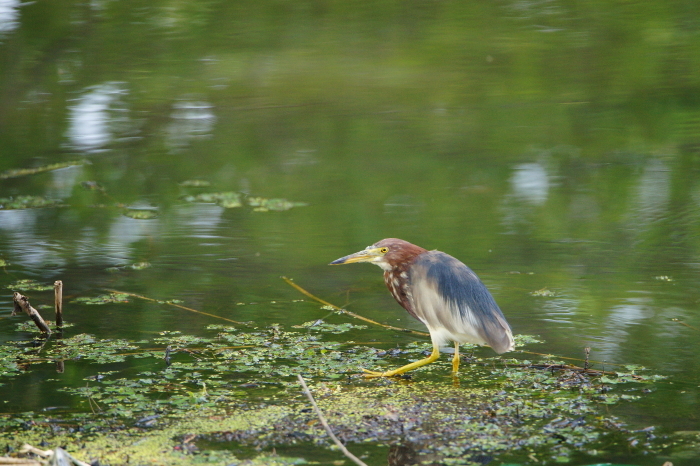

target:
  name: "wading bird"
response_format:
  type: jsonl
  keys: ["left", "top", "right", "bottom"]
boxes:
{"left": 330, "top": 238, "right": 514, "bottom": 377}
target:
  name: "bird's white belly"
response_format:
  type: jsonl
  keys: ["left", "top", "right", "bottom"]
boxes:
{"left": 424, "top": 324, "right": 488, "bottom": 348}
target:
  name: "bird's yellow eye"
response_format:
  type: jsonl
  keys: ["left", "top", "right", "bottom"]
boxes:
{"left": 380, "top": 247, "right": 389, "bottom": 254}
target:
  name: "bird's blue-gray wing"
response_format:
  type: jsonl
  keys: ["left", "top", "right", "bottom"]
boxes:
{"left": 408, "top": 251, "right": 514, "bottom": 354}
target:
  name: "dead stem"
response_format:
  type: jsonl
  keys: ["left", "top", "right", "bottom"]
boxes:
{"left": 282, "top": 276, "right": 429, "bottom": 337}
{"left": 671, "top": 318, "right": 699, "bottom": 331}
{"left": 296, "top": 374, "right": 368, "bottom": 466}
{"left": 103, "top": 289, "right": 246, "bottom": 325}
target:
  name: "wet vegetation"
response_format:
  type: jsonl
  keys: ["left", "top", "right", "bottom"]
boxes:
{"left": 1, "top": 283, "right": 694, "bottom": 465}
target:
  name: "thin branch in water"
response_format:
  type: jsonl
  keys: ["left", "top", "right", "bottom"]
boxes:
{"left": 296, "top": 374, "right": 368, "bottom": 466}
{"left": 671, "top": 318, "right": 699, "bottom": 331}
{"left": 103, "top": 288, "right": 246, "bottom": 325}
{"left": 282, "top": 276, "right": 429, "bottom": 337}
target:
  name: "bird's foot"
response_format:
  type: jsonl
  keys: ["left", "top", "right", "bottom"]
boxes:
{"left": 362, "top": 368, "right": 389, "bottom": 378}
{"left": 361, "top": 368, "right": 406, "bottom": 378}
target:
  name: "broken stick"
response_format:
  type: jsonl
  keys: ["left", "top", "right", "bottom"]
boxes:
{"left": 297, "top": 374, "right": 368, "bottom": 466}
{"left": 12, "top": 292, "right": 52, "bottom": 334}
{"left": 54, "top": 280, "right": 63, "bottom": 327}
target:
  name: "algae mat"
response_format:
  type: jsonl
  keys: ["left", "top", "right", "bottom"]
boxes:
{"left": 0, "top": 322, "right": 676, "bottom": 465}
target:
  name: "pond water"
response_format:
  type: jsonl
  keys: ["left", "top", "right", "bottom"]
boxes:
{"left": 1, "top": 1, "right": 700, "bottom": 465}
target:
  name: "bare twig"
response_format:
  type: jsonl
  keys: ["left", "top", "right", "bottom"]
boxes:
{"left": 54, "top": 280, "right": 63, "bottom": 327}
{"left": 12, "top": 292, "right": 51, "bottom": 334}
{"left": 103, "top": 288, "right": 245, "bottom": 325}
{"left": 296, "top": 374, "right": 368, "bottom": 466}
{"left": 671, "top": 318, "right": 699, "bottom": 331}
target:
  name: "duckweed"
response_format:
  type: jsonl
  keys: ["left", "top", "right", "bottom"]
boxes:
{"left": 0, "top": 318, "right": 678, "bottom": 465}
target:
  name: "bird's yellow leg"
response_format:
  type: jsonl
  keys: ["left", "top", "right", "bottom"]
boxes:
{"left": 452, "top": 342, "right": 460, "bottom": 374}
{"left": 363, "top": 343, "right": 441, "bottom": 378}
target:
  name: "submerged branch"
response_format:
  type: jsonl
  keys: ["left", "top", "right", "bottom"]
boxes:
{"left": 12, "top": 292, "right": 51, "bottom": 334}
{"left": 282, "top": 276, "right": 429, "bottom": 337}
{"left": 103, "top": 289, "right": 246, "bottom": 325}
{"left": 297, "top": 374, "right": 368, "bottom": 466}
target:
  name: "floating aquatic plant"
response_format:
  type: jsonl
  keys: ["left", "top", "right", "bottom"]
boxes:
{"left": 530, "top": 287, "right": 556, "bottom": 296}
{"left": 0, "top": 195, "right": 64, "bottom": 210}
{"left": 181, "top": 191, "right": 243, "bottom": 208}
{"left": 0, "top": 317, "right": 675, "bottom": 465}
{"left": 180, "top": 192, "right": 307, "bottom": 211}
{"left": 123, "top": 209, "right": 158, "bottom": 219}
{"left": 247, "top": 197, "right": 308, "bottom": 212}
{"left": 71, "top": 293, "right": 130, "bottom": 305}
{"left": 6, "top": 279, "right": 54, "bottom": 292}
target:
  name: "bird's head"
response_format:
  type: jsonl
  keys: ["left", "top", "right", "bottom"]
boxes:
{"left": 330, "top": 238, "right": 427, "bottom": 272}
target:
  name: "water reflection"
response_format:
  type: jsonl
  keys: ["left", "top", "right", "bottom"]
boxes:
{"left": 633, "top": 158, "right": 671, "bottom": 224}
{"left": 169, "top": 204, "right": 225, "bottom": 236}
{"left": 500, "top": 161, "right": 552, "bottom": 234}
{"left": 166, "top": 100, "right": 216, "bottom": 152}
{"left": 599, "top": 298, "right": 655, "bottom": 360}
{"left": 67, "top": 83, "right": 128, "bottom": 153}
{"left": 46, "top": 166, "right": 84, "bottom": 200}
{"left": 510, "top": 162, "right": 550, "bottom": 205}
{"left": 0, "top": 0, "right": 20, "bottom": 35}
{"left": 74, "top": 214, "right": 160, "bottom": 267}
{"left": 0, "top": 211, "right": 65, "bottom": 268}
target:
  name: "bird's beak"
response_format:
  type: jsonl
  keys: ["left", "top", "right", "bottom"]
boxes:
{"left": 330, "top": 247, "right": 383, "bottom": 265}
